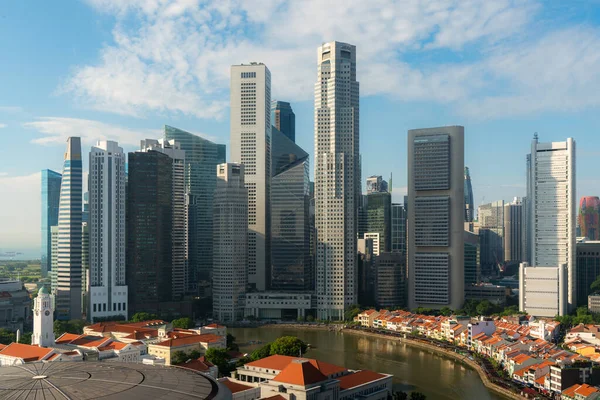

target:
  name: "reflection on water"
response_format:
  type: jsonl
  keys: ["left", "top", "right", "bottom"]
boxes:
{"left": 230, "top": 327, "right": 504, "bottom": 400}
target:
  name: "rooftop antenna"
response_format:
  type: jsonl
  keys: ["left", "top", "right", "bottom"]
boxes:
{"left": 533, "top": 132, "right": 538, "bottom": 141}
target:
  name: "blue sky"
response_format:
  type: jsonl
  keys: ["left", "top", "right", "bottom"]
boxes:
{"left": 1, "top": 0, "right": 600, "bottom": 251}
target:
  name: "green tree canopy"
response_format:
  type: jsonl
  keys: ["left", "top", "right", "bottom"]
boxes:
{"left": 0, "top": 329, "right": 16, "bottom": 345}
{"left": 205, "top": 348, "right": 232, "bottom": 376}
{"left": 131, "top": 312, "right": 158, "bottom": 322}
{"left": 227, "top": 333, "right": 239, "bottom": 352}
{"left": 269, "top": 336, "right": 308, "bottom": 357}
{"left": 476, "top": 300, "right": 494, "bottom": 316}
{"left": 439, "top": 307, "right": 453, "bottom": 316}
{"left": 344, "top": 305, "right": 361, "bottom": 321}
{"left": 409, "top": 392, "right": 427, "bottom": 400}
{"left": 591, "top": 276, "right": 600, "bottom": 294}
{"left": 172, "top": 317, "right": 194, "bottom": 329}
{"left": 250, "top": 343, "right": 272, "bottom": 361}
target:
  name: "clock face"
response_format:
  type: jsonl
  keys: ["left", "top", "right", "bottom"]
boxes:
{"left": 44, "top": 310, "right": 50, "bottom": 317}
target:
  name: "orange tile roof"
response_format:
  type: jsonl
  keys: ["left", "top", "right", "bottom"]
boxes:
{"left": 219, "top": 378, "right": 254, "bottom": 394}
{"left": 575, "top": 383, "right": 599, "bottom": 396}
{"left": 307, "top": 359, "right": 347, "bottom": 376}
{"left": 154, "top": 333, "right": 223, "bottom": 348}
{"left": 0, "top": 343, "right": 53, "bottom": 362}
{"left": 46, "top": 353, "right": 60, "bottom": 361}
{"left": 98, "top": 342, "right": 128, "bottom": 351}
{"left": 0, "top": 344, "right": 6, "bottom": 350}
{"left": 513, "top": 368, "right": 527, "bottom": 377}
{"left": 337, "top": 370, "right": 387, "bottom": 390}
{"left": 535, "top": 375, "right": 545, "bottom": 385}
{"left": 182, "top": 356, "right": 215, "bottom": 372}
{"left": 512, "top": 354, "right": 531, "bottom": 364}
{"left": 55, "top": 332, "right": 81, "bottom": 344}
{"left": 272, "top": 360, "right": 328, "bottom": 385}
{"left": 562, "top": 384, "right": 580, "bottom": 397}
{"left": 69, "top": 335, "right": 111, "bottom": 348}
{"left": 246, "top": 355, "right": 297, "bottom": 370}
{"left": 262, "top": 396, "right": 287, "bottom": 400}
{"left": 122, "top": 331, "right": 158, "bottom": 340}
{"left": 205, "top": 323, "right": 225, "bottom": 328}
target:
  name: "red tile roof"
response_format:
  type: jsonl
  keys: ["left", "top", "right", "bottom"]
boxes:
{"left": 0, "top": 343, "right": 53, "bottom": 362}
{"left": 562, "top": 384, "right": 580, "bottom": 397}
{"left": 337, "top": 370, "right": 387, "bottom": 390}
{"left": 154, "top": 333, "right": 222, "bottom": 348}
{"left": 182, "top": 356, "right": 215, "bottom": 372}
{"left": 0, "top": 344, "right": 6, "bottom": 350}
{"left": 219, "top": 379, "right": 254, "bottom": 394}
{"left": 576, "top": 384, "right": 599, "bottom": 397}
{"left": 262, "top": 395, "right": 287, "bottom": 400}
{"left": 46, "top": 353, "right": 60, "bottom": 361}
{"left": 69, "top": 335, "right": 111, "bottom": 348}
{"left": 246, "top": 355, "right": 297, "bottom": 370}
{"left": 98, "top": 342, "right": 128, "bottom": 351}
{"left": 272, "top": 360, "right": 328, "bottom": 385}
{"left": 55, "top": 332, "right": 81, "bottom": 344}
{"left": 205, "top": 323, "right": 225, "bottom": 328}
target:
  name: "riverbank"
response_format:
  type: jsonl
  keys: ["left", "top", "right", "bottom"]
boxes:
{"left": 341, "top": 329, "right": 524, "bottom": 400}
{"left": 261, "top": 323, "right": 342, "bottom": 331}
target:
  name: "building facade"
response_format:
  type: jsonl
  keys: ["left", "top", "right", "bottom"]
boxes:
{"left": 41, "top": 169, "right": 62, "bottom": 277}
{"left": 365, "top": 191, "right": 391, "bottom": 255}
{"left": 464, "top": 167, "right": 474, "bottom": 223}
{"left": 230, "top": 63, "right": 271, "bottom": 291}
{"left": 271, "top": 101, "right": 295, "bottom": 142}
{"left": 519, "top": 262, "right": 567, "bottom": 317}
{"left": 408, "top": 127, "right": 465, "bottom": 310}
{"left": 56, "top": 137, "right": 83, "bottom": 321}
{"left": 89, "top": 141, "right": 128, "bottom": 322}
{"left": 464, "top": 230, "right": 481, "bottom": 286}
{"left": 314, "top": 41, "right": 360, "bottom": 320}
{"left": 164, "top": 125, "right": 226, "bottom": 295}
{"left": 213, "top": 163, "right": 248, "bottom": 322}
{"left": 504, "top": 198, "right": 523, "bottom": 263}
{"left": 576, "top": 240, "right": 600, "bottom": 306}
{"left": 391, "top": 203, "right": 407, "bottom": 255}
{"left": 0, "top": 279, "right": 31, "bottom": 331}
{"left": 270, "top": 127, "right": 312, "bottom": 291}
{"left": 579, "top": 196, "right": 600, "bottom": 240}
{"left": 32, "top": 287, "right": 55, "bottom": 348}
{"left": 527, "top": 136, "right": 576, "bottom": 310}
{"left": 375, "top": 252, "right": 406, "bottom": 308}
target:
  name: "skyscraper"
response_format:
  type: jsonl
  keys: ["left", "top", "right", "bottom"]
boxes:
{"left": 464, "top": 167, "right": 474, "bottom": 223}
{"left": 213, "top": 163, "right": 248, "bottom": 322}
{"left": 408, "top": 126, "right": 465, "bottom": 310}
{"left": 366, "top": 176, "right": 383, "bottom": 194}
{"left": 391, "top": 203, "right": 407, "bottom": 254}
{"left": 478, "top": 200, "right": 505, "bottom": 274}
{"left": 375, "top": 252, "right": 406, "bottom": 309}
{"left": 579, "top": 196, "right": 600, "bottom": 240}
{"left": 271, "top": 101, "right": 295, "bottom": 142}
{"left": 504, "top": 198, "right": 523, "bottom": 263}
{"left": 89, "top": 140, "right": 128, "bottom": 322}
{"left": 521, "top": 135, "right": 576, "bottom": 315}
{"left": 464, "top": 230, "right": 480, "bottom": 286}
{"left": 576, "top": 239, "right": 600, "bottom": 306}
{"left": 270, "top": 127, "right": 311, "bottom": 291}
{"left": 41, "top": 170, "right": 62, "bottom": 277}
{"left": 164, "top": 125, "right": 226, "bottom": 295}
{"left": 230, "top": 63, "right": 271, "bottom": 291}
{"left": 315, "top": 41, "right": 360, "bottom": 320}
{"left": 56, "top": 137, "right": 83, "bottom": 321}
{"left": 365, "top": 191, "right": 391, "bottom": 255}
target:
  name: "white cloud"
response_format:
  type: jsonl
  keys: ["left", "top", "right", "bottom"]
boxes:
{"left": 0, "top": 172, "right": 41, "bottom": 248}
{"left": 59, "top": 0, "right": 600, "bottom": 120}
{"left": 0, "top": 123, "right": 6, "bottom": 128}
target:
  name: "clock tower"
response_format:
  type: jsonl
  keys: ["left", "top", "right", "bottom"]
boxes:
{"left": 32, "top": 286, "right": 55, "bottom": 347}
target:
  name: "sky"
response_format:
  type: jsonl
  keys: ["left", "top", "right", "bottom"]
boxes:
{"left": 1, "top": 0, "right": 600, "bottom": 252}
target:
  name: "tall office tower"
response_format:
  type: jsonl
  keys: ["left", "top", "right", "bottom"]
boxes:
{"left": 522, "top": 196, "right": 529, "bottom": 263}
{"left": 504, "top": 198, "right": 523, "bottom": 263}
{"left": 309, "top": 181, "right": 316, "bottom": 288}
{"left": 314, "top": 41, "right": 360, "bottom": 320}
{"left": 464, "top": 230, "right": 480, "bottom": 287}
{"left": 164, "top": 125, "right": 226, "bottom": 295}
{"left": 41, "top": 170, "right": 62, "bottom": 278}
{"left": 271, "top": 127, "right": 311, "bottom": 291}
{"left": 50, "top": 225, "right": 59, "bottom": 294}
{"left": 82, "top": 192, "right": 89, "bottom": 224}
{"left": 271, "top": 101, "right": 295, "bottom": 142}
{"left": 464, "top": 167, "right": 474, "bottom": 223}
{"left": 81, "top": 222, "right": 89, "bottom": 316}
{"left": 391, "top": 203, "right": 408, "bottom": 254}
{"left": 526, "top": 135, "right": 576, "bottom": 311}
{"left": 576, "top": 239, "right": 600, "bottom": 306}
{"left": 375, "top": 252, "right": 407, "bottom": 308}
{"left": 357, "top": 238, "right": 375, "bottom": 306}
{"left": 213, "top": 163, "right": 248, "bottom": 322}
{"left": 89, "top": 141, "right": 128, "bottom": 322}
{"left": 579, "top": 196, "right": 600, "bottom": 240}
{"left": 366, "top": 175, "right": 383, "bottom": 194}
{"left": 126, "top": 149, "right": 173, "bottom": 315}
{"left": 56, "top": 137, "right": 83, "bottom": 321}
{"left": 408, "top": 126, "right": 465, "bottom": 310}
{"left": 138, "top": 139, "right": 187, "bottom": 300}
{"left": 366, "top": 191, "right": 392, "bottom": 254}
{"left": 230, "top": 63, "right": 272, "bottom": 291}
{"left": 357, "top": 195, "right": 369, "bottom": 238}
{"left": 478, "top": 200, "right": 505, "bottom": 274}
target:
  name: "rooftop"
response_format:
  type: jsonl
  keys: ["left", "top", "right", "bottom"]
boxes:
{"left": 272, "top": 359, "right": 328, "bottom": 386}
{"left": 153, "top": 333, "right": 222, "bottom": 348}
{"left": 0, "top": 343, "right": 53, "bottom": 362}
{"left": 337, "top": 370, "right": 387, "bottom": 390}
{"left": 245, "top": 355, "right": 346, "bottom": 377}
{"left": 220, "top": 378, "right": 254, "bottom": 394}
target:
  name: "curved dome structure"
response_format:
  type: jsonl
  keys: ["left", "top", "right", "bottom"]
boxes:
{"left": 0, "top": 361, "right": 229, "bottom": 399}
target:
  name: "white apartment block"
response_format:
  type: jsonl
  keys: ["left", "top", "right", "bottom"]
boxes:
{"left": 526, "top": 136, "right": 576, "bottom": 311}
{"left": 314, "top": 41, "right": 360, "bottom": 320}
{"left": 230, "top": 63, "right": 271, "bottom": 291}
{"left": 364, "top": 233, "right": 380, "bottom": 256}
{"left": 89, "top": 140, "right": 128, "bottom": 322}
{"left": 519, "top": 262, "right": 567, "bottom": 317}
{"left": 139, "top": 139, "right": 187, "bottom": 298}
{"left": 213, "top": 163, "right": 248, "bottom": 322}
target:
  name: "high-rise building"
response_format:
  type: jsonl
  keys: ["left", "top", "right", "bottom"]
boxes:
{"left": 464, "top": 167, "right": 474, "bottom": 223}
{"left": 271, "top": 101, "right": 295, "bottom": 142}
{"left": 50, "top": 225, "right": 59, "bottom": 294}
{"left": 138, "top": 139, "right": 187, "bottom": 299}
{"left": 315, "top": 41, "right": 360, "bottom": 320}
{"left": 391, "top": 203, "right": 407, "bottom": 254}
{"left": 164, "top": 125, "right": 226, "bottom": 295}
{"left": 365, "top": 191, "right": 391, "bottom": 254}
{"left": 126, "top": 149, "right": 173, "bottom": 315}
{"left": 41, "top": 170, "right": 62, "bottom": 277}
{"left": 464, "top": 230, "right": 480, "bottom": 286}
{"left": 579, "top": 196, "right": 600, "bottom": 240}
{"left": 357, "top": 195, "right": 369, "bottom": 238}
{"left": 576, "top": 239, "right": 600, "bottom": 306}
{"left": 408, "top": 126, "right": 465, "bottom": 310}
{"left": 213, "top": 163, "right": 248, "bottom": 322}
{"left": 366, "top": 176, "right": 382, "bottom": 194}
{"left": 56, "top": 137, "right": 83, "bottom": 321}
{"left": 270, "top": 127, "right": 311, "bottom": 291}
{"left": 357, "top": 238, "right": 375, "bottom": 307}
{"left": 478, "top": 200, "right": 505, "bottom": 274}
{"left": 526, "top": 136, "right": 576, "bottom": 310}
{"left": 522, "top": 195, "right": 530, "bottom": 264}
{"left": 504, "top": 198, "right": 523, "bottom": 263}
{"left": 375, "top": 252, "right": 406, "bottom": 309}
{"left": 81, "top": 221, "right": 89, "bottom": 315}
{"left": 89, "top": 140, "right": 128, "bottom": 322}
{"left": 230, "top": 63, "right": 271, "bottom": 291}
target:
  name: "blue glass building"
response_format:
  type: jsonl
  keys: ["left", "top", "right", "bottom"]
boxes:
{"left": 271, "top": 101, "right": 296, "bottom": 142}
{"left": 41, "top": 170, "right": 62, "bottom": 277}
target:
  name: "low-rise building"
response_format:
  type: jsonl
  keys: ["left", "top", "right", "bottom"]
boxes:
{"left": 356, "top": 310, "right": 380, "bottom": 327}
{"left": 219, "top": 378, "right": 260, "bottom": 400}
{"left": 588, "top": 294, "right": 600, "bottom": 314}
{"left": 561, "top": 383, "right": 599, "bottom": 400}
{"left": 148, "top": 333, "right": 225, "bottom": 365}
{"left": 181, "top": 356, "right": 219, "bottom": 379}
{"left": 244, "top": 292, "right": 313, "bottom": 320}
{"left": 0, "top": 278, "right": 32, "bottom": 331}
{"left": 465, "top": 283, "right": 510, "bottom": 305}
{"left": 0, "top": 342, "right": 82, "bottom": 366}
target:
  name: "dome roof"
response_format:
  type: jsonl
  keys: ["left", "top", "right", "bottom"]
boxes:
{"left": 38, "top": 286, "right": 48, "bottom": 295}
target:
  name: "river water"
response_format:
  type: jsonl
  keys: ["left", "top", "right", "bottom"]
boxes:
{"left": 230, "top": 327, "right": 504, "bottom": 400}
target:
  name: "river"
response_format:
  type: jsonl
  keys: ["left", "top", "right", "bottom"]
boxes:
{"left": 230, "top": 327, "right": 504, "bottom": 400}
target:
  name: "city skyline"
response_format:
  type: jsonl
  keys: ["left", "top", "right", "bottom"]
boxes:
{"left": 2, "top": 1, "right": 600, "bottom": 251}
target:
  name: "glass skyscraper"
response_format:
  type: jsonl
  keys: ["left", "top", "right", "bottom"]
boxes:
{"left": 391, "top": 203, "right": 407, "bottom": 254}
{"left": 271, "top": 101, "right": 295, "bottom": 142}
{"left": 365, "top": 191, "right": 391, "bottom": 255}
{"left": 164, "top": 125, "right": 226, "bottom": 294}
{"left": 41, "top": 169, "right": 62, "bottom": 277}
{"left": 464, "top": 167, "right": 474, "bottom": 223}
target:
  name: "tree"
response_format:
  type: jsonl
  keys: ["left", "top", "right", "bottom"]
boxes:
{"left": 250, "top": 343, "right": 272, "bottom": 361}
{"left": 591, "top": 276, "right": 600, "bottom": 294}
{"left": 409, "top": 392, "right": 427, "bottom": 400}
{"left": 171, "top": 351, "right": 188, "bottom": 365}
{"left": 440, "top": 307, "right": 453, "bottom": 317}
{"left": 306, "top": 315, "right": 315, "bottom": 322}
{"left": 172, "top": 317, "right": 194, "bottom": 329}
{"left": 297, "top": 315, "right": 305, "bottom": 322}
{"left": 269, "top": 336, "right": 308, "bottom": 357}
{"left": 205, "top": 348, "right": 232, "bottom": 376}
{"left": 344, "top": 305, "right": 361, "bottom": 322}
{"left": 227, "top": 333, "right": 239, "bottom": 352}
{"left": 18, "top": 332, "right": 32, "bottom": 344}
{"left": 0, "top": 329, "right": 16, "bottom": 345}
{"left": 131, "top": 312, "right": 158, "bottom": 322}
{"left": 476, "top": 300, "right": 494, "bottom": 316}
{"left": 390, "top": 391, "right": 408, "bottom": 400}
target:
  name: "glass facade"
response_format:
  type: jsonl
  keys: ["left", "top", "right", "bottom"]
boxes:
{"left": 41, "top": 169, "right": 62, "bottom": 277}
{"left": 126, "top": 151, "right": 173, "bottom": 314}
{"left": 391, "top": 203, "right": 407, "bottom": 254}
{"left": 164, "top": 125, "right": 226, "bottom": 294}
{"left": 478, "top": 200, "right": 505, "bottom": 274}
{"left": 366, "top": 192, "right": 392, "bottom": 254}
{"left": 464, "top": 230, "right": 480, "bottom": 286}
{"left": 576, "top": 241, "right": 600, "bottom": 306}
{"left": 464, "top": 167, "right": 474, "bottom": 222}
{"left": 375, "top": 252, "right": 406, "bottom": 308}
{"left": 271, "top": 101, "right": 295, "bottom": 142}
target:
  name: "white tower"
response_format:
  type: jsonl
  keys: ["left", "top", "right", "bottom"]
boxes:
{"left": 32, "top": 286, "right": 55, "bottom": 347}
